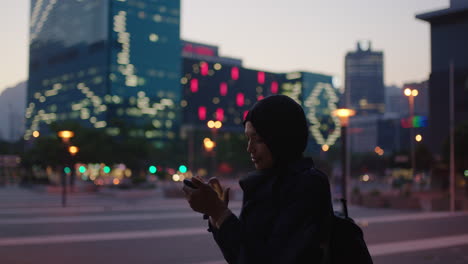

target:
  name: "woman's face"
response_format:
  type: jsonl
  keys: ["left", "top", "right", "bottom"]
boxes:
{"left": 245, "top": 121, "right": 274, "bottom": 170}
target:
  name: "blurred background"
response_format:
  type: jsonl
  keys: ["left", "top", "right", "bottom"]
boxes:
{"left": 0, "top": 0, "right": 468, "bottom": 263}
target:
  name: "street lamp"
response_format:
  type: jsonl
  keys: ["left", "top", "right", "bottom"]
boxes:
{"left": 32, "top": 131, "right": 40, "bottom": 138}
{"left": 58, "top": 130, "right": 75, "bottom": 207}
{"left": 206, "top": 120, "right": 222, "bottom": 176}
{"left": 333, "top": 108, "right": 356, "bottom": 202}
{"left": 404, "top": 88, "right": 418, "bottom": 177}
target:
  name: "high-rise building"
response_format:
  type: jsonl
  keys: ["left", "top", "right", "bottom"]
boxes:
{"left": 345, "top": 41, "right": 385, "bottom": 115}
{"left": 181, "top": 40, "right": 341, "bottom": 155}
{"left": 416, "top": 1, "right": 468, "bottom": 154}
{"left": 26, "top": 0, "right": 181, "bottom": 148}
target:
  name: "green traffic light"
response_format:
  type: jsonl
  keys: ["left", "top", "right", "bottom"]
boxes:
{"left": 64, "top": 167, "right": 71, "bottom": 174}
{"left": 149, "top": 165, "right": 157, "bottom": 174}
{"left": 103, "top": 166, "right": 111, "bottom": 174}
{"left": 179, "top": 165, "right": 188, "bottom": 173}
{"left": 79, "top": 166, "right": 86, "bottom": 173}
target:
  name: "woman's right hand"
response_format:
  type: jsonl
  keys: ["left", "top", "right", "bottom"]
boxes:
{"left": 182, "top": 176, "right": 229, "bottom": 220}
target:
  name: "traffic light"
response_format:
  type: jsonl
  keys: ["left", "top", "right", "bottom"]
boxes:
{"left": 103, "top": 166, "right": 111, "bottom": 174}
{"left": 79, "top": 166, "right": 86, "bottom": 174}
{"left": 178, "top": 165, "right": 188, "bottom": 173}
{"left": 149, "top": 165, "right": 157, "bottom": 174}
{"left": 64, "top": 167, "right": 71, "bottom": 174}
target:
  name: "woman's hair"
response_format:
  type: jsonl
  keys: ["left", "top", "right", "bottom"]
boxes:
{"left": 244, "top": 95, "right": 309, "bottom": 165}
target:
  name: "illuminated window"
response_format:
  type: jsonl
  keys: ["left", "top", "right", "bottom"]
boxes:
{"left": 190, "top": 78, "right": 198, "bottom": 93}
{"left": 271, "top": 81, "right": 279, "bottom": 94}
{"left": 200, "top": 62, "right": 209, "bottom": 76}
{"left": 236, "top": 93, "right": 245, "bottom": 107}
{"left": 153, "top": 15, "right": 162, "bottom": 22}
{"left": 231, "top": 67, "right": 239, "bottom": 80}
{"left": 220, "top": 82, "right": 228, "bottom": 96}
{"left": 149, "top": 34, "right": 159, "bottom": 42}
{"left": 257, "top": 95, "right": 264, "bottom": 101}
{"left": 257, "top": 72, "right": 265, "bottom": 84}
{"left": 198, "top": 106, "right": 207, "bottom": 120}
{"left": 216, "top": 108, "right": 224, "bottom": 121}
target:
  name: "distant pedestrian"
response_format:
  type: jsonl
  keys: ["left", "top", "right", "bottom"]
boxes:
{"left": 183, "top": 95, "right": 333, "bottom": 264}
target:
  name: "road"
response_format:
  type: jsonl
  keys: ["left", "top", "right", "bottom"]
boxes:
{"left": 0, "top": 185, "right": 468, "bottom": 264}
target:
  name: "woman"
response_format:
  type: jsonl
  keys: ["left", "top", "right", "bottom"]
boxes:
{"left": 183, "top": 95, "right": 333, "bottom": 264}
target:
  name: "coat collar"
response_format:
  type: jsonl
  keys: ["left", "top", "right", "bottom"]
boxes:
{"left": 239, "top": 157, "right": 315, "bottom": 197}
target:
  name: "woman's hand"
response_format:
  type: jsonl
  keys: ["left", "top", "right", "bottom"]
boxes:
{"left": 183, "top": 176, "right": 229, "bottom": 220}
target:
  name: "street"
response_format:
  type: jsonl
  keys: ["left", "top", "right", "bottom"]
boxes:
{"left": 0, "top": 186, "right": 468, "bottom": 264}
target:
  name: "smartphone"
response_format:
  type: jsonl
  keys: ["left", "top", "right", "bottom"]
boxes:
{"left": 183, "top": 179, "right": 198, "bottom": 189}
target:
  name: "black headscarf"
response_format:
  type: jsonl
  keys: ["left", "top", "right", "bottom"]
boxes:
{"left": 244, "top": 95, "right": 309, "bottom": 167}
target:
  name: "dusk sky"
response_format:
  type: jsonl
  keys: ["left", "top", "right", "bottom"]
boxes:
{"left": 0, "top": 0, "right": 449, "bottom": 93}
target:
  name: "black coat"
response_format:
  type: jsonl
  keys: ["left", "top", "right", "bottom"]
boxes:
{"left": 209, "top": 158, "right": 333, "bottom": 264}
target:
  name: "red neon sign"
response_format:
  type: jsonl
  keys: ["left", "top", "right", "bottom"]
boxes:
{"left": 270, "top": 81, "right": 278, "bottom": 94}
{"left": 216, "top": 108, "right": 224, "bottom": 121}
{"left": 236, "top": 93, "right": 244, "bottom": 107}
{"left": 200, "top": 62, "right": 208, "bottom": 76}
{"left": 231, "top": 67, "right": 239, "bottom": 80}
{"left": 220, "top": 82, "right": 228, "bottom": 96}
{"left": 198, "top": 106, "right": 207, "bottom": 120}
{"left": 257, "top": 72, "right": 265, "bottom": 84}
{"left": 190, "top": 78, "right": 198, "bottom": 93}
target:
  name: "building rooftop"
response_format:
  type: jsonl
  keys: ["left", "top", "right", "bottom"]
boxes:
{"left": 416, "top": 0, "right": 468, "bottom": 21}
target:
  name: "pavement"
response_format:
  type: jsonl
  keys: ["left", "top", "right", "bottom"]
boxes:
{"left": 0, "top": 185, "right": 467, "bottom": 264}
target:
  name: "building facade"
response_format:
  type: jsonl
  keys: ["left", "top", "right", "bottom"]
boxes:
{"left": 26, "top": 0, "right": 181, "bottom": 148}
{"left": 345, "top": 41, "right": 385, "bottom": 115}
{"left": 416, "top": 1, "right": 468, "bottom": 154}
{"left": 181, "top": 42, "right": 341, "bottom": 155}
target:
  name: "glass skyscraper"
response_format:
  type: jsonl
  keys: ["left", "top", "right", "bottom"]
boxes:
{"left": 26, "top": 0, "right": 181, "bottom": 147}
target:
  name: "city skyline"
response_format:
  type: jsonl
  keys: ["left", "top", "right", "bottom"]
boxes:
{"left": 1, "top": 0, "right": 449, "bottom": 93}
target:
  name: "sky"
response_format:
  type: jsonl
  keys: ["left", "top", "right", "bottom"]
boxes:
{"left": 0, "top": 0, "right": 449, "bottom": 94}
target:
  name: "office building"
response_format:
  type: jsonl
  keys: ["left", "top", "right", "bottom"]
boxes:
{"left": 282, "top": 72, "right": 341, "bottom": 154}
{"left": 26, "top": 0, "right": 181, "bottom": 148}
{"left": 180, "top": 41, "right": 341, "bottom": 154}
{"left": 416, "top": 1, "right": 468, "bottom": 154}
{"left": 345, "top": 41, "right": 385, "bottom": 114}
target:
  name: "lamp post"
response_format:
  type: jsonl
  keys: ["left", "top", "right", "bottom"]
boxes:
{"left": 404, "top": 88, "right": 418, "bottom": 178}
{"left": 333, "top": 108, "right": 356, "bottom": 203}
{"left": 58, "top": 130, "right": 75, "bottom": 207}
{"left": 207, "top": 120, "right": 222, "bottom": 177}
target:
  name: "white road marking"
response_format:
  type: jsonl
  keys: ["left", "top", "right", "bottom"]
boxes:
{"left": 0, "top": 212, "right": 201, "bottom": 224}
{"left": 355, "top": 211, "right": 468, "bottom": 225}
{"left": 0, "top": 227, "right": 207, "bottom": 246}
{"left": 369, "top": 233, "right": 468, "bottom": 256}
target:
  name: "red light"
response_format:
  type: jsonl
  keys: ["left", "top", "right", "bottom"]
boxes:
{"left": 257, "top": 95, "right": 264, "bottom": 101}
{"left": 198, "top": 106, "right": 206, "bottom": 120}
{"left": 216, "top": 108, "right": 224, "bottom": 121}
{"left": 220, "top": 82, "right": 228, "bottom": 96}
{"left": 236, "top": 93, "right": 244, "bottom": 107}
{"left": 201, "top": 62, "right": 208, "bottom": 76}
{"left": 243, "top": 111, "right": 249, "bottom": 120}
{"left": 270, "top": 81, "right": 278, "bottom": 94}
{"left": 190, "top": 79, "right": 198, "bottom": 93}
{"left": 182, "top": 44, "right": 215, "bottom": 57}
{"left": 231, "top": 67, "right": 239, "bottom": 80}
{"left": 257, "top": 72, "right": 265, "bottom": 84}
